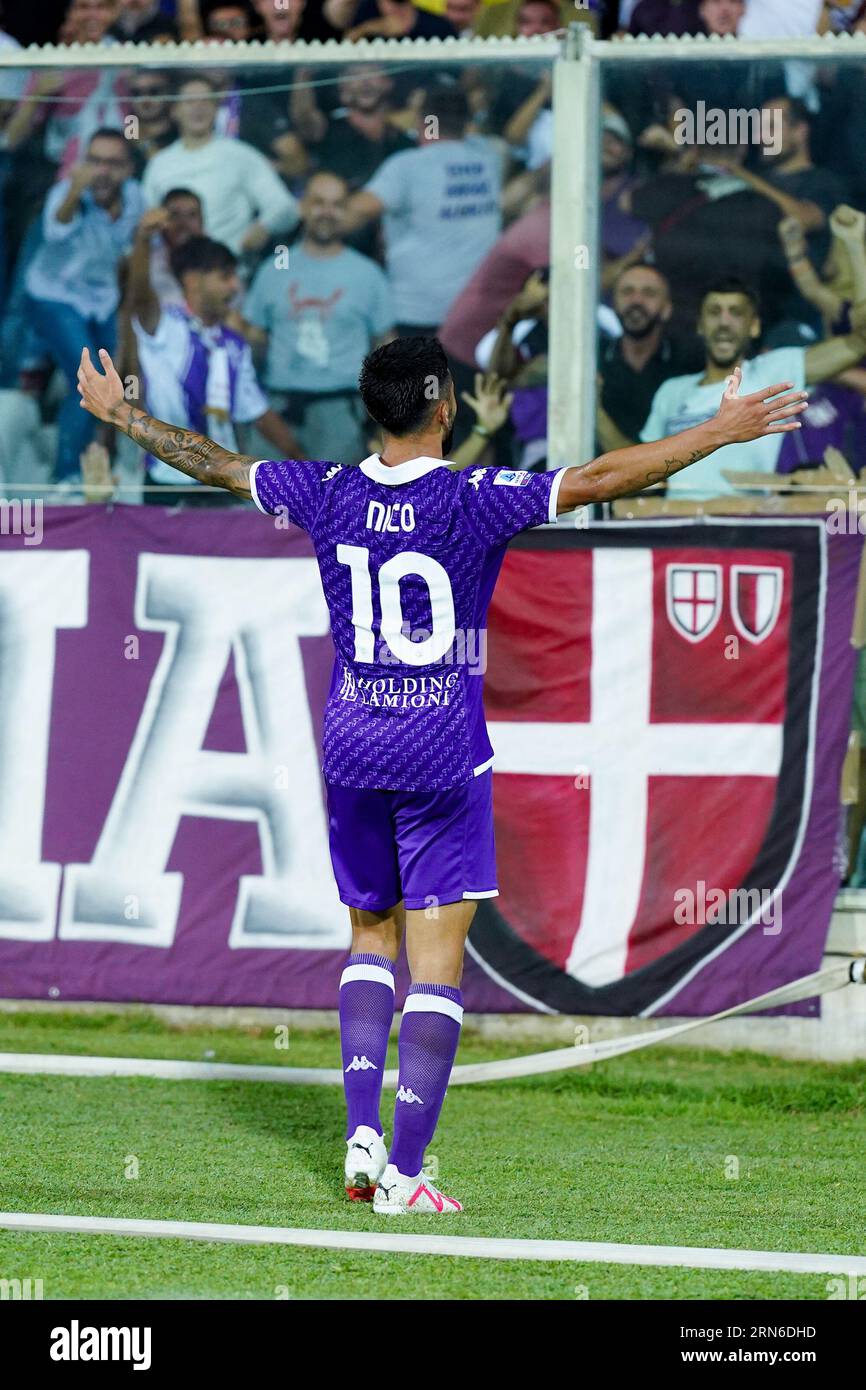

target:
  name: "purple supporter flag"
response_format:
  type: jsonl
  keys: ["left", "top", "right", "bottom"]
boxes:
{"left": 0, "top": 507, "right": 858, "bottom": 1017}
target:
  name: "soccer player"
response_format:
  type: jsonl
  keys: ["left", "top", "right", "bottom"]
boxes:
{"left": 77, "top": 336, "right": 806, "bottom": 1214}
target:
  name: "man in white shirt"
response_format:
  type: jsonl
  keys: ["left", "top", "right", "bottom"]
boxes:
{"left": 141, "top": 74, "right": 299, "bottom": 256}
{"left": 127, "top": 234, "right": 301, "bottom": 501}
{"left": 739, "top": 0, "right": 824, "bottom": 37}
{"left": 641, "top": 275, "right": 866, "bottom": 497}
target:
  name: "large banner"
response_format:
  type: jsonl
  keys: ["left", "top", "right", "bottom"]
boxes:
{"left": 0, "top": 509, "right": 859, "bottom": 1016}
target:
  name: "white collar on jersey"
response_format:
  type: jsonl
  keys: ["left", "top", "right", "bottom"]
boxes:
{"left": 358, "top": 454, "right": 449, "bottom": 486}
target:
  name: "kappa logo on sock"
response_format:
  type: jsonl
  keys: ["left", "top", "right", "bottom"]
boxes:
{"left": 396, "top": 1084, "right": 424, "bottom": 1104}
{"left": 344, "top": 1054, "right": 378, "bottom": 1073}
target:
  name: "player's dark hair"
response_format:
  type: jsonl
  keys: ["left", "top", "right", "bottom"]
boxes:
{"left": 170, "top": 235, "right": 237, "bottom": 282}
{"left": 358, "top": 338, "right": 453, "bottom": 438}
{"left": 701, "top": 275, "right": 760, "bottom": 315}
{"left": 162, "top": 186, "right": 203, "bottom": 208}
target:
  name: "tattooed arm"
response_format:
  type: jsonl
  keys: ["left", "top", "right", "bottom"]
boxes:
{"left": 555, "top": 368, "right": 808, "bottom": 515}
{"left": 78, "top": 347, "right": 257, "bottom": 498}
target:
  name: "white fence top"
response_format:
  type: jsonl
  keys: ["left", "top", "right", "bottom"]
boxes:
{"left": 0, "top": 27, "right": 863, "bottom": 68}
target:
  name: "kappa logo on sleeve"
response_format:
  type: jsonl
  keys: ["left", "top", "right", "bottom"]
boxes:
{"left": 321, "top": 464, "right": 342, "bottom": 482}
{"left": 493, "top": 470, "right": 532, "bottom": 488}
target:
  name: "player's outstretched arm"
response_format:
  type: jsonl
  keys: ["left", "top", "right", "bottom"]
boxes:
{"left": 554, "top": 369, "right": 808, "bottom": 514}
{"left": 77, "top": 347, "right": 256, "bottom": 498}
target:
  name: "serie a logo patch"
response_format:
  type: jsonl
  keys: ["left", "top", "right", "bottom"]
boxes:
{"left": 493, "top": 470, "right": 532, "bottom": 487}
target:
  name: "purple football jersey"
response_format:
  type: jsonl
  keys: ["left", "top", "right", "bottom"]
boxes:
{"left": 251, "top": 454, "right": 567, "bottom": 790}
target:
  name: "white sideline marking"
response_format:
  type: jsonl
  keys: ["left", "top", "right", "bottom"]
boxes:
{"left": 0, "top": 1211, "right": 864, "bottom": 1275}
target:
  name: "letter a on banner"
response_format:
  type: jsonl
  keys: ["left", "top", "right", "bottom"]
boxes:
{"left": 0, "top": 552, "right": 89, "bottom": 940}
{"left": 60, "top": 555, "right": 344, "bottom": 950}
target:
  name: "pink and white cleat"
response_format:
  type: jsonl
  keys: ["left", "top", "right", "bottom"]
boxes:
{"left": 373, "top": 1163, "right": 463, "bottom": 1215}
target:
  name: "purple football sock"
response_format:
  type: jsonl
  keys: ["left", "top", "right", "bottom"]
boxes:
{"left": 339, "top": 953, "right": 395, "bottom": 1139}
{"left": 389, "top": 983, "right": 463, "bottom": 1178}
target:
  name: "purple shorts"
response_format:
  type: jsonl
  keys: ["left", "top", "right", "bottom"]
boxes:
{"left": 325, "top": 770, "right": 498, "bottom": 913}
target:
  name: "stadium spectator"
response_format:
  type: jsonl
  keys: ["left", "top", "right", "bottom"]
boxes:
{"left": 597, "top": 263, "right": 697, "bottom": 448}
{"left": 181, "top": 0, "right": 336, "bottom": 40}
{"left": 739, "top": 0, "right": 824, "bottom": 38}
{"left": 203, "top": 1, "right": 254, "bottom": 41}
{"left": 110, "top": 0, "right": 178, "bottom": 41}
{"left": 64, "top": 0, "right": 122, "bottom": 43}
{"left": 778, "top": 205, "right": 866, "bottom": 341}
{"left": 291, "top": 64, "right": 413, "bottom": 190}
{"left": 439, "top": 195, "right": 549, "bottom": 416}
{"left": 238, "top": 8, "right": 311, "bottom": 152}
{"left": 327, "top": 0, "right": 459, "bottom": 42}
{"left": 472, "top": 0, "right": 577, "bottom": 37}
{"left": 115, "top": 190, "right": 205, "bottom": 407}
{"left": 513, "top": 0, "right": 564, "bottom": 33}
{"left": 474, "top": 266, "right": 550, "bottom": 470}
{"left": 599, "top": 105, "right": 651, "bottom": 296}
{"left": 141, "top": 75, "right": 299, "bottom": 255}
{"left": 639, "top": 275, "right": 866, "bottom": 497}
{"left": 497, "top": 69, "right": 552, "bottom": 225}
{"left": 5, "top": 9, "right": 124, "bottom": 177}
{"left": 251, "top": 0, "right": 307, "bottom": 40}
{"left": 626, "top": 0, "right": 702, "bottom": 35}
{"left": 243, "top": 171, "right": 395, "bottom": 462}
{"left": 697, "top": 0, "right": 744, "bottom": 33}
{"left": 775, "top": 382, "right": 866, "bottom": 474}
{"left": 127, "top": 233, "right": 301, "bottom": 501}
{"left": 502, "top": 70, "right": 552, "bottom": 172}
{"left": 290, "top": 63, "right": 415, "bottom": 261}
{"left": 139, "top": 189, "right": 205, "bottom": 308}
{"left": 123, "top": 69, "right": 178, "bottom": 174}
{"left": 755, "top": 96, "right": 847, "bottom": 259}
{"left": 698, "top": 97, "right": 848, "bottom": 329}
{"left": 444, "top": 0, "right": 483, "bottom": 35}
{"left": 482, "top": 5, "right": 560, "bottom": 133}
{"left": 24, "top": 127, "right": 142, "bottom": 481}
{"left": 345, "top": 84, "right": 505, "bottom": 336}
{"left": 624, "top": 137, "right": 784, "bottom": 344}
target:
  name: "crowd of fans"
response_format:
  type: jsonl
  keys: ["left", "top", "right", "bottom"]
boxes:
{"left": 0, "top": 0, "right": 576, "bottom": 498}
{"left": 0, "top": 0, "right": 863, "bottom": 503}
{"left": 4, "top": 2, "right": 865, "bottom": 48}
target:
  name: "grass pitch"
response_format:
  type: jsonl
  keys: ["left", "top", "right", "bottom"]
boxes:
{"left": 0, "top": 1009, "right": 864, "bottom": 1300}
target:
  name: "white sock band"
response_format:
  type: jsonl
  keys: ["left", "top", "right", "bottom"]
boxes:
{"left": 340, "top": 963, "right": 396, "bottom": 991}
{"left": 402, "top": 993, "right": 464, "bottom": 1025}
